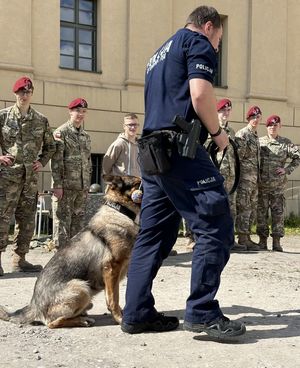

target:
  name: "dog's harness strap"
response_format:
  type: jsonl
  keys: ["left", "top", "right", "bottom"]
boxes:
{"left": 104, "top": 200, "right": 136, "bottom": 221}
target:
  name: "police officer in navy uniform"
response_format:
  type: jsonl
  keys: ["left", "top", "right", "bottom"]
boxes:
{"left": 121, "top": 6, "right": 246, "bottom": 339}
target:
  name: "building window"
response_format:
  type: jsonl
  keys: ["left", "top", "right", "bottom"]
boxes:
{"left": 214, "top": 15, "right": 228, "bottom": 88}
{"left": 60, "top": 0, "right": 97, "bottom": 72}
{"left": 213, "top": 42, "right": 222, "bottom": 87}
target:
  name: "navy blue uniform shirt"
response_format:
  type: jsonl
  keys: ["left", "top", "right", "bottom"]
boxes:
{"left": 144, "top": 28, "right": 217, "bottom": 136}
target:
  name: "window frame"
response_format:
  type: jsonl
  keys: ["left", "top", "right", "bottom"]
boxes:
{"left": 60, "top": 0, "right": 97, "bottom": 73}
{"left": 213, "top": 42, "right": 223, "bottom": 87}
{"left": 213, "top": 15, "right": 228, "bottom": 88}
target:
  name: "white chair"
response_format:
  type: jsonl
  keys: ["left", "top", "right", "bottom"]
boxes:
{"left": 34, "top": 194, "right": 52, "bottom": 238}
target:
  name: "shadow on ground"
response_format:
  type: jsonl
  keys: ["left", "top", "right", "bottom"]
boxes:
{"left": 88, "top": 304, "right": 300, "bottom": 344}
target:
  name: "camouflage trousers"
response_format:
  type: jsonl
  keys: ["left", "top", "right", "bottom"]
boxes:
{"left": 256, "top": 187, "right": 285, "bottom": 237}
{"left": 235, "top": 180, "right": 258, "bottom": 235}
{"left": 52, "top": 189, "right": 88, "bottom": 248}
{"left": 0, "top": 176, "right": 38, "bottom": 254}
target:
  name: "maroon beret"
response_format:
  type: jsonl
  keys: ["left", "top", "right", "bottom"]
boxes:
{"left": 217, "top": 98, "right": 232, "bottom": 111}
{"left": 13, "top": 77, "right": 33, "bottom": 93}
{"left": 246, "top": 105, "right": 262, "bottom": 120}
{"left": 266, "top": 115, "right": 281, "bottom": 127}
{"left": 68, "top": 98, "right": 88, "bottom": 109}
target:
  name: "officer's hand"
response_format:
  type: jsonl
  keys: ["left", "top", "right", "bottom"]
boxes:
{"left": 212, "top": 130, "right": 229, "bottom": 151}
{"left": 276, "top": 167, "right": 286, "bottom": 176}
{"left": 33, "top": 160, "right": 43, "bottom": 172}
{"left": 0, "top": 155, "right": 14, "bottom": 166}
{"left": 53, "top": 188, "right": 63, "bottom": 200}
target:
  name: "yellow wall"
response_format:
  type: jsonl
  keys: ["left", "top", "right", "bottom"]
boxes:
{"left": 0, "top": 0, "right": 299, "bottom": 213}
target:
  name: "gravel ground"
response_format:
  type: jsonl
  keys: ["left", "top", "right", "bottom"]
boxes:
{"left": 0, "top": 235, "right": 299, "bottom": 368}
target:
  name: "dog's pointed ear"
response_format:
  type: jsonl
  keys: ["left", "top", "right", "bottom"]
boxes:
{"left": 102, "top": 174, "right": 114, "bottom": 184}
{"left": 121, "top": 175, "right": 140, "bottom": 185}
{"left": 102, "top": 175, "right": 124, "bottom": 189}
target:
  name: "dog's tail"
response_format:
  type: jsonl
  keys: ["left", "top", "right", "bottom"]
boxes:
{"left": 0, "top": 304, "right": 37, "bottom": 324}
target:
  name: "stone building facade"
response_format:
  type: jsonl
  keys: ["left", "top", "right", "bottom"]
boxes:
{"left": 0, "top": 0, "right": 299, "bottom": 214}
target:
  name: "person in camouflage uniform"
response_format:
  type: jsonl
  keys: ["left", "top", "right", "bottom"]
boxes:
{"left": 235, "top": 106, "right": 262, "bottom": 250}
{"left": 0, "top": 76, "right": 56, "bottom": 275}
{"left": 217, "top": 99, "right": 236, "bottom": 199}
{"left": 51, "top": 98, "right": 92, "bottom": 249}
{"left": 216, "top": 98, "right": 245, "bottom": 251}
{"left": 257, "top": 115, "right": 300, "bottom": 251}
{"left": 185, "top": 98, "right": 243, "bottom": 252}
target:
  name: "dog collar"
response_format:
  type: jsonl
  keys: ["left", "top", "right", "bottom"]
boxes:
{"left": 104, "top": 200, "right": 136, "bottom": 221}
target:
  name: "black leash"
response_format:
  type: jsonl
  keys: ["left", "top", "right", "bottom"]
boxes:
{"left": 206, "top": 137, "right": 240, "bottom": 195}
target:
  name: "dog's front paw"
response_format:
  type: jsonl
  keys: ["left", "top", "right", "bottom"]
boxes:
{"left": 113, "top": 310, "right": 123, "bottom": 324}
{"left": 112, "top": 314, "right": 122, "bottom": 325}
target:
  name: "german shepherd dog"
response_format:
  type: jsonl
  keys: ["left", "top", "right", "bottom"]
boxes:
{"left": 0, "top": 175, "right": 141, "bottom": 328}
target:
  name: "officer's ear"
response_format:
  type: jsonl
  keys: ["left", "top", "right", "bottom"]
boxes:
{"left": 204, "top": 20, "right": 213, "bottom": 33}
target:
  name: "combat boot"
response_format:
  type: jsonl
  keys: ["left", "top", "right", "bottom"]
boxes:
{"left": 246, "top": 235, "right": 260, "bottom": 251}
{"left": 238, "top": 234, "right": 259, "bottom": 251}
{"left": 272, "top": 237, "right": 283, "bottom": 252}
{"left": 237, "top": 234, "right": 248, "bottom": 246}
{"left": 247, "top": 235, "right": 260, "bottom": 247}
{"left": 12, "top": 253, "right": 43, "bottom": 273}
{"left": 231, "top": 240, "right": 247, "bottom": 252}
{"left": 258, "top": 236, "right": 268, "bottom": 250}
{"left": 0, "top": 252, "right": 4, "bottom": 276}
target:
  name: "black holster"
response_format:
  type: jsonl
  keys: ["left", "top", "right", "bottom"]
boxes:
{"left": 173, "top": 115, "right": 202, "bottom": 160}
{"left": 137, "top": 130, "right": 177, "bottom": 175}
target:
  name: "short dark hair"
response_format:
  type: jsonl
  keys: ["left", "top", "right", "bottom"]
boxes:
{"left": 186, "top": 5, "right": 221, "bottom": 29}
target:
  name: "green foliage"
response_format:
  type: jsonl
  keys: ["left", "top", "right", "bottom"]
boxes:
{"left": 249, "top": 212, "right": 300, "bottom": 235}
{"left": 284, "top": 212, "right": 300, "bottom": 235}
{"left": 284, "top": 227, "right": 300, "bottom": 235}
{"left": 284, "top": 212, "right": 300, "bottom": 228}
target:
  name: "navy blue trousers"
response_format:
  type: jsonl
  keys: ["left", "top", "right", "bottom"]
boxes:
{"left": 123, "top": 146, "right": 233, "bottom": 324}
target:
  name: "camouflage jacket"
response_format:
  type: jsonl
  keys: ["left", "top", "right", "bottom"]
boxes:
{"left": 217, "top": 124, "right": 236, "bottom": 181}
{"left": 0, "top": 104, "right": 55, "bottom": 182}
{"left": 235, "top": 124, "right": 260, "bottom": 183}
{"left": 51, "top": 120, "right": 92, "bottom": 190}
{"left": 259, "top": 135, "right": 300, "bottom": 189}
